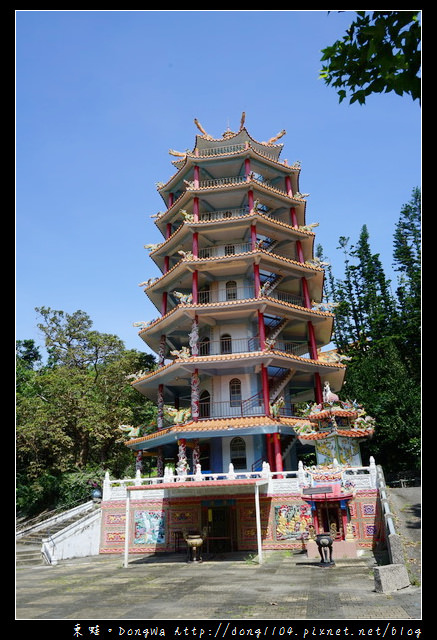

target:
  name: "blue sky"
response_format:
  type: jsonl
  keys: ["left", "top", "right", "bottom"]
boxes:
{"left": 16, "top": 10, "right": 421, "bottom": 357}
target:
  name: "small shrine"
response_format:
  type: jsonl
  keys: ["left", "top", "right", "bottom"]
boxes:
{"left": 294, "top": 381, "right": 376, "bottom": 467}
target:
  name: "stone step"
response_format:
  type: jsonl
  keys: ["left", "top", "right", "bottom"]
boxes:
{"left": 16, "top": 545, "right": 45, "bottom": 566}
{"left": 16, "top": 505, "right": 99, "bottom": 566}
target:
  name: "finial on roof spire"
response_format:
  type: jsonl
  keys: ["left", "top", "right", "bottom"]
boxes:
{"left": 240, "top": 111, "right": 246, "bottom": 130}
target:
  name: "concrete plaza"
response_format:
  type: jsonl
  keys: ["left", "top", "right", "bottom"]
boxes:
{"left": 16, "top": 549, "right": 421, "bottom": 621}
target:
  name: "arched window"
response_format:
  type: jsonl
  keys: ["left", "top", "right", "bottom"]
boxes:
{"left": 220, "top": 333, "right": 232, "bottom": 354}
{"left": 230, "top": 437, "right": 246, "bottom": 470}
{"left": 199, "top": 390, "right": 210, "bottom": 418}
{"left": 229, "top": 378, "right": 242, "bottom": 407}
{"left": 226, "top": 280, "right": 237, "bottom": 300}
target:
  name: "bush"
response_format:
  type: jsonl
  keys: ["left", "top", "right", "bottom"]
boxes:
{"left": 16, "top": 466, "right": 106, "bottom": 517}
{"left": 57, "top": 466, "right": 106, "bottom": 509}
{"left": 16, "top": 472, "right": 60, "bottom": 516}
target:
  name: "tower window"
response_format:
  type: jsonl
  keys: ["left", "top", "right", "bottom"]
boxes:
{"left": 226, "top": 280, "right": 237, "bottom": 300}
{"left": 199, "top": 390, "right": 211, "bottom": 418}
{"left": 230, "top": 436, "right": 246, "bottom": 470}
{"left": 229, "top": 378, "right": 242, "bottom": 407}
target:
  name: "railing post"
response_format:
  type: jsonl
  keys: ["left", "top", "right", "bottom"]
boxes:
{"left": 103, "top": 471, "right": 111, "bottom": 501}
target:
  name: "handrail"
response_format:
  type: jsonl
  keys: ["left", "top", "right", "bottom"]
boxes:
{"left": 198, "top": 242, "right": 252, "bottom": 259}
{"left": 197, "top": 143, "right": 247, "bottom": 157}
{"left": 16, "top": 497, "right": 92, "bottom": 534}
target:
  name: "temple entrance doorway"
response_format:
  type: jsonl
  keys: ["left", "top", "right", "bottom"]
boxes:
{"left": 202, "top": 502, "right": 236, "bottom": 553}
{"left": 318, "top": 502, "right": 342, "bottom": 539}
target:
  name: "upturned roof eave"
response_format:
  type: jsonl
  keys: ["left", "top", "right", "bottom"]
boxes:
{"left": 153, "top": 177, "right": 307, "bottom": 233}
{"left": 130, "top": 349, "right": 346, "bottom": 389}
{"left": 124, "top": 415, "right": 305, "bottom": 450}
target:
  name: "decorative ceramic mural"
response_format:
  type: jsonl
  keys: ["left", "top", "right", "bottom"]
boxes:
{"left": 337, "top": 436, "right": 361, "bottom": 466}
{"left": 275, "top": 503, "right": 312, "bottom": 540}
{"left": 315, "top": 436, "right": 362, "bottom": 466}
{"left": 134, "top": 510, "right": 165, "bottom": 545}
{"left": 315, "top": 438, "right": 337, "bottom": 465}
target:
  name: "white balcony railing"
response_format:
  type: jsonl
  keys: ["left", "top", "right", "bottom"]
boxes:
{"left": 195, "top": 286, "right": 305, "bottom": 308}
{"left": 102, "top": 458, "right": 378, "bottom": 502}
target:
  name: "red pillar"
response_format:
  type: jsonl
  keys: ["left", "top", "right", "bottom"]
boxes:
{"left": 261, "top": 364, "right": 270, "bottom": 416}
{"left": 248, "top": 188, "right": 254, "bottom": 212}
{"left": 194, "top": 165, "right": 200, "bottom": 188}
{"left": 285, "top": 175, "right": 293, "bottom": 197}
{"left": 257, "top": 310, "right": 266, "bottom": 349}
{"left": 296, "top": 240, "right": 304, "bottom": 263}
{"left": 166, "top": 223, "right": 172, "bottom": 240}
{"left": 251, "top": 224, "right": 257, "bottom": 251}
{"left": 192, "top": 270, "right": 198, "bottom": 304}
{"left": 312, "top": 508, "right": 319, "bottom": 534}
{"left": 193, "top": 196, "right": 199, "bottom": 222}
{"left": 308, "top": 321, "right": 318, "bottom": 360}
{"left": 161, "top": 291, "right": 167, "bottom": 316}
{"left": 302, "top": 278, "right": 311, "bottom": 308}
{"left": 314, "top": 372, "right": 323, "bottom": 405}
{"left": 254, "top": 263, "right": 261, "bottom": 297}
{"left": 245, "top": 158, "right": 251, "bottom": 179}
{"left": 290, "top": 206, "right": 298, "bottom": 227}
{"left": 273, "top": 433, "right": 283, "bottom": 478}
{"left": 192, "top": 232, "right": 199, "bottom": 258}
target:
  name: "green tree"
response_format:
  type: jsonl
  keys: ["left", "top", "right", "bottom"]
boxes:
{"left": 343, "top": 340, "right": 420, "bottom": 474}
{"left": 325, "top": 230, "right": 397, "bottom": 353}
{"left": 320, "top": 11, "right": 421, "bottom": 104}
{"left": 321, "top": 191, "right": 421, "bottom": 475}
{"left": 392, "top": 187, "right": 421, "bottom": 381}
{"left": 16, "top": 308, "right": 157, "bottom": 512}
{"left": 16, "top": 339, "right": 42, "bottom": 396}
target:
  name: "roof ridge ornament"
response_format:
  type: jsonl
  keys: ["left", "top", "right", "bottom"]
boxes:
{"left": 262, "top": 129, "right": 287, "bottom": 146}
{"left": 194, "top": 118, "right": 214, "bottom": 140}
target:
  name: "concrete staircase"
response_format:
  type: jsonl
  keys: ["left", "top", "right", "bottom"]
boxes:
{"left": 16, "top": 501, "right": 100, "bottom": 566}
{"left": 269, "top": 368, "right": 295, "bottom": 403}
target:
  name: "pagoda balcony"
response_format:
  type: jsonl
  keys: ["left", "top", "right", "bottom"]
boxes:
{"left": 185, "top": 175, "right": 304, "bottom": 201}
{"left": 195, "top": 142, "right": 282, "bottom": 163}
{"left": 198, "top": 241, "right": 252, "bottom": 259}
{"left": 197, "top": 240, "right": 297, "bottom": 262}
{"left": 198, "top": 400, "right": 297, "bottom": 420}
{"left": 196, "top": 142, "right": 247, "bottom": 157}
{"left": 197, "top": 285, "right": 305, "bottom": 308}
{"left": 168, "top": 337, "right": 310, "bottom": 359}
{"left": 199, "top": 206, "right": 249, "bottom": 221}
{"left": 162, "top": 394, "right": 296, "bottom": 422}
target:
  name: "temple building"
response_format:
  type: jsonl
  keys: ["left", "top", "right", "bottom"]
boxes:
{"left": 99, "top": 117, "right": 382, "bottom": 561}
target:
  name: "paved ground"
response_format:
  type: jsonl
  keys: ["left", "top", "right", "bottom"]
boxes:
{"left": 387, "top": 486, "right": 421, "bottom": 586}
{"left": 16, "top": 549, "right": 421, "bottom": 622}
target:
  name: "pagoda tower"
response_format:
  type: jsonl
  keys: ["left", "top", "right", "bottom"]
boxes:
{"left": 98, "top": 117, "right": 380, "bottom": 559}
{"left": 128, "top": 116, "right": 353, "bottom": 476}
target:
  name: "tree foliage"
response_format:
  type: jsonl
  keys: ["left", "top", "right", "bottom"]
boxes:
{"left": 16, "top": 309, "right": 157, "bottom": 514}
{"left": 322, "top": 188, "right": 421, "bottom": 474}
{"left": 320, "top": 11, "right": 421, "bottom": 104}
